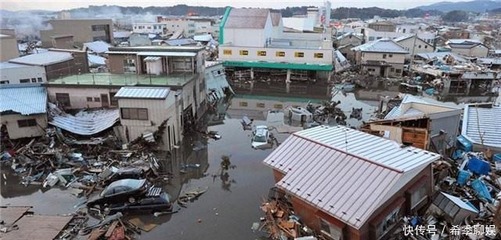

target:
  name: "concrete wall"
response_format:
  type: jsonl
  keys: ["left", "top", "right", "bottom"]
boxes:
{"left": 41, "top": 19, "right": 113, "bottom": 47}
{"left": 47, "top": 86, "right": 121, "bottom": 109}
{"left": 451, "top": 45, "right": 488, "bottom": 58}
{"left": 397, "top": 37, "right": 434, "bottom": 59}
{"left": 0, "top": 36, "right": 19, "bottom": 61}
{"left": 159, "top": 19, "right": 196, "bottom": 37}
{"left": 224, "top": 28, "right": 265, "bottom": 47}
{"left": 0, "top": 114, "right": 47, "bottom": 139}
{"left": 118, "top": 96, "right": 181, "bottom": 150}
{"left": 219, "top": 45, "right": 333, "bottom": 64}
{"left": 1, "top": 65, "right": 46, "bottom": 85}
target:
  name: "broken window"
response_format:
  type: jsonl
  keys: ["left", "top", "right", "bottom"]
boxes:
{"left": 410, "top": 184, "right": 427, "bottom": 209}
{"left": 55, "top": 93, "right": 71, "bottom": 107}
{"left": 319, "top": 218, "right": 343, "bottom": 240}
{"left": 123, "top": 59, "right": 136, "bottom": 73}
{"left": 382, "top": 54, "right": 387, "bottom": 59}
{"left": 0, "top": 80, "right": 9, "bottom": 84}
{"left": 20, "top": 78, "right": 30, "bottom": 83}
{"left": 94, "top": 97, "right": 100, "bottom": 102}
{"left": 376, "top": 206, "right": 401, "bottom": 237}
{"left": 86, "top": 97, "right": 93, "bottom": 102}
{"left": 110, "top": 92, "right": 118, "bottom": 106}
{"left": 17, "top": 119, "right": 37, "bottom": 128}
{"left": 121, "top": 108, "right": 149, "bottom": 120}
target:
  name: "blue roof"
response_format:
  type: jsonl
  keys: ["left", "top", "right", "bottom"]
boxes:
{"left": 0, "top": 86, "right": 47, "bottom": 115}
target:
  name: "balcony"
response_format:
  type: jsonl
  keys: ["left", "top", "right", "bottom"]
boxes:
{"left": 48, "top": 72, "right": 198, "bottom": 87}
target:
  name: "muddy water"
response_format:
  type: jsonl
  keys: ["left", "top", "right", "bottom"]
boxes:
{"left": 0, "top": 93, "right": 379, "bottom": 239}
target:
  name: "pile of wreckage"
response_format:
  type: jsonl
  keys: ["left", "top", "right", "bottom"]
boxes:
{"left": 390, "top": 136, "right": 501, "bottom": 240}
{"left": 0, "top": 106, "right": 191, "bottom": 239}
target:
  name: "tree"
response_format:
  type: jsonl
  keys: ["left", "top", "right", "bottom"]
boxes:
{"left": 442, "top": 10, "right": 469, "bottom": 22}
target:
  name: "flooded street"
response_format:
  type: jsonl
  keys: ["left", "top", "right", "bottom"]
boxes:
{"left": 0, "top": 92, "right": 379, "bottom": 239}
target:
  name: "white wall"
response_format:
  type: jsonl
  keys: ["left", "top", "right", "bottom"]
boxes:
{"left": 224, "top": 28, "right": 265, "bottom": 47}
{"left": 146, "top": 60, "right": 162, "bottom": 75}
{"left": 118, "top": 95, "right": 180, "bottom": 150}
{"left": 361, "top": 52, "right": 406, "bottom": 64}
{"left": 397, "top": 37, "right": 434, "bottom": 59}
{"left": 1, "top": 114, "right": 47, "bottom": 139}
{"left": 0, "top": 65, "right": 46, "bottom": 85}
{"left": 47, "top": 86, "right": 121, "bottom": 109}
{"left": 451, "top": 45, "right": 488, "bottom": 58}
{"left": 219, "top": 45, "right": 333, "bottom": 64}
{"left": 132, "top": 23, "right": 167, "bottom": 34}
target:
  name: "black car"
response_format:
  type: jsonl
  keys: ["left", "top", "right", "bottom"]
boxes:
{"left": 87, "top": 179, "right": 150, "bottom": 208}
{"left": 106, "top": 192, "right": 173, "bottom": 214}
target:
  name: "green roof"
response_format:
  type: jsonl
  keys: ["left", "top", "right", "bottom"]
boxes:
{"left": 223, "top": 60, "right": 333, "bottom": 71}
{"left": 48, "top": 73, "right": 197, "bottom": 87}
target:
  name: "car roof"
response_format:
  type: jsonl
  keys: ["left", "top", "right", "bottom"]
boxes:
{"left": 106, "top": 178, "right": 147, "bottom": 190}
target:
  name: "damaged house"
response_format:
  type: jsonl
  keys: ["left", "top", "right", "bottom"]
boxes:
{"left": 351, "top": 39, "right": 408, "bottom": 78}
{"left": 0, "top": 85, "right": 48, "bottom": 139}
{"left": 461, "top": 103, "right": 501, "bottom": 153}
{"left": 114, "top": 86, "right": 181, "bottom": 151}
{"left": 363, "top": 94, "right": 462, "bottom": 152}
{"left": 263, "top": 125, "right": 440, "bottom": 240}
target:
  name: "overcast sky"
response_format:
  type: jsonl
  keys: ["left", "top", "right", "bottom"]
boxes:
{"left": 1, "top": 0, "right": 469, "bottom": 11}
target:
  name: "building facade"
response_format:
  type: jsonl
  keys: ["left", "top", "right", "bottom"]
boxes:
{"left": 40, "top": 19, "right": 113, "bottom": 47}
{"left": 0, "top": 33, "right": 20, "bottom": 61}
{"left": 0, "top": 63, "right": 46, "bottom": 85}
{"left": 352, "top": 39, "right": 408, "bottom": 77}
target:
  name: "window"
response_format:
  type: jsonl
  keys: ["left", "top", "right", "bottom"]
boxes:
{"left": 55, "top": 93, "right": 71, "bottom": 107}
{"left": 110, "top": 92, "right": 118, "bottom": 106}
{"left": 17, "top": 119, "right": 37, "bottom": 128}
{"left": 20, "top": 78, "right": 30, "bottom": 83}
{"left": 31, "top": 78, "right": 37, "bottom": 83}
{"left": 294, "top": 52, "right": 304, "bottom": 58}
{"left": 276, "top": 51, "right": 285, "bottom": 57}
{"left": 123, "top": 59, "right": 136, "bottom": 73}
{"left": 382, "top": 54, "right": 387, "bottom": 59}
{"left": 314, "top": 53, "right": 324, "bottom": 58}
{"left": 0, "top": 80, "right": 9, "bottom": 84}
{"left": 410, "top": 184, "right": 427, "bottom": 209}
{"left": 390, "top": 68, "right": 395, "bottom": 72}
{"left": 376, "top": 207, "right": 401, "bottom": 237}
{"left": 320, "top": 218, "right": 343, "bottom": 240}
{"left": 418, "top": 45, "right": 422, "bottom": 48}
{"left": 86, "top": 97, "right": 93, "bottom": 102}
{"left": 91, "top": 24, "right": 108, "bottom": 31}
{"left": 425, "top": 45, "right": 428, "bottom": 49}
{"left": 239, "top": 50, "right": 248, "bottom": 56}
{"left": 94, "top": 97, "right": 100, "bottom": 102}
{"left": 395, "top": 69, "right": 402, "bottom": 74}
{"left": 223, "top": 49, "right": 232, "bottom": 55}
{"left": 256, "top": 103, "right": 265, "bottom": 108}
{"left": 121, "top": 108, "right": 149, "bottom": 120}
{"left": 257, "top": 51, "right": 267, "bottom": 56}
{"left": 273, "top": 104, "right": 283, "bottom": 109}
{"left": 37, "top": 77, "right": 43, "bottom": 82}
{"left": 239, "top": 102, "right": 248, "bottom": 107}
{"left": 388, "top": 54, "right": 393, "bottom": 58}
{"left": 369, "top": 37, "right": 375, "bottom": 41}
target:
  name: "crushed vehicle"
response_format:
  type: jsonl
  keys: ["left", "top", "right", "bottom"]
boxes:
{"left": 87, "top": 178, "right": 172, "bottom": 214}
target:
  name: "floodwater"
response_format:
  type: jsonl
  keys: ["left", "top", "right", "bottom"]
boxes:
{"left": 0, "top": 92, "right": 379, "bottom": 239}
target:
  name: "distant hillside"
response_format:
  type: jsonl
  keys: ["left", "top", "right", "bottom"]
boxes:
{"left": 418, "top": 0, "right": 501, "bottom": 12}
{"left": 331, "top": 7, "right": 443, "bottom": 20}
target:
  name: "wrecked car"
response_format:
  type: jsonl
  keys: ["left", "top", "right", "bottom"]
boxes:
{"left": 87, "top": 178, "right": 162, "bottom": 209}
{"left": 106, "top": 192, "right": 173, "bottom": 215}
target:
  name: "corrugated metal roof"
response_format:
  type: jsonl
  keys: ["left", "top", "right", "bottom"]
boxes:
{"left": 462, "top": 104, "right": 501, "bottom": 149}
{"left": 416, "top": 52, "right": 468, "bottom": 63}
{"left": 351, "top": 39, "right": 408, "bottom": 54}
{"left": 49, "top": 108, "right": 119, "bottom": 136}
{"left": 461, "top": 72, "right": 499, "bottom": 80}
{"left": 263, "top": 125, "right": 439, "bottom": 229}
{"left": 384, "top": 94, "right": 460, "bottom": 120}
{"left": 84, "top": 41, "right": 112, "bottom": 53}
{"left": 115, "top": 87, "right": 170, "bottom": 99}
{"left": 137, "top": 51, "right": 197, "bottom": 57}
{"left": 225, "top": 8, "right": 270, "bottom": 29}
{"left": 0, "top": 86, "right": 47, "bottom": 115}
{"left": 9, "top": 51, "right": 73, "bottom": 66}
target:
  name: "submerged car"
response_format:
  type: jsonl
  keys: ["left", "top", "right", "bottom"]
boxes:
{"left": 251, "top": 125, "right": 270, "bottom": 149}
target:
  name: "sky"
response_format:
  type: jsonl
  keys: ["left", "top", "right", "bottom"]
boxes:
{"left": 0, "top": 0, "right": 470, "bottom": 11}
